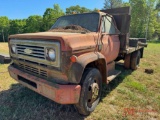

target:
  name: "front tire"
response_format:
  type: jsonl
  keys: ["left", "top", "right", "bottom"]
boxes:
{"left": 75, "top": 68, "right": 102, "bottom": 115}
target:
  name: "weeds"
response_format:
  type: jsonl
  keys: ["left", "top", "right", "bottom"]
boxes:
{"left": 0, "top": 43, "right": 160, "bottom": 119}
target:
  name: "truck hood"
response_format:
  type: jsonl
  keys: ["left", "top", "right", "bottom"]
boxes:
{"left": 9, "top": 32, "right": 99, "bottom": 52}
{"left": 9, "top": 32, "right": 81, "bottom": 39}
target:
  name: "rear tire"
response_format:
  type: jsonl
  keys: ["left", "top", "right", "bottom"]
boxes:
{"left": 130, "top": 51, "right": 141, "bottom": 70}
{"left": 75, "top": 68, "right": 102, "bottom": 116}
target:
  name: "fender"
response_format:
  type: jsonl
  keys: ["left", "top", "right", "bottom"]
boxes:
{"left": 68, "top": 52, "right": 107, "bottom": 83}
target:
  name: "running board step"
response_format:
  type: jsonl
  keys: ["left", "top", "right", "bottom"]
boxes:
{"left": 107, "top": 70, "right": 121, "bottom": 83}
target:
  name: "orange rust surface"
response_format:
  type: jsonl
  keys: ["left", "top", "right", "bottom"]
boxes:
{"left": 8, "top": 65, "right": 81, "bottom": 104}
{"left": 107, "top": 61, "right": 115, "bottom": 73}
{"left": 9, "top": 32, "right": 120, "bottom": 64}
{"left": 9, "top": 31, "right": 120, "bottom": 84}
{"left": 101, "top": 35, "right": 120, "bottom": 63}
{"left": 124, "top": 54, "right": 131, "bottom": 69}
{"left": 76, "top": 52, "right": 106, "bottom": 68}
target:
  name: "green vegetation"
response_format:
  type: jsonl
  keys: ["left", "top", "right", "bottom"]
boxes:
{"left": 0, "top": 42, "right": 9, "bottom": 54}
{"left": 0, "top": 0, "right": 160, "bottom": 118}
{"left": 0, "top": 43, "right": 160, "bottom": 119}
{"left": 66, "top": 5, "right": 91, "bottom": 15}
{"left": 104, "top": 0, "right": 160, "bottom": 40}
{"left": 0, "top": 4, "right": 96, "bottom": 42}
{"left": 104, "top": 0, "right": 122, "bottom": 9}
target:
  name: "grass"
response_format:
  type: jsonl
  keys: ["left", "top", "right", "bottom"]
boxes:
{"left": 0, "top": 42, "right": 9, "bottom": 54}
{"left": 0, "top": 42, "right": 160, "bottom": 120}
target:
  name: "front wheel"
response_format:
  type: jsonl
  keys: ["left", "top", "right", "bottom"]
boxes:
{"left": 75, "top": 68, "right": 102, "bottom": 115}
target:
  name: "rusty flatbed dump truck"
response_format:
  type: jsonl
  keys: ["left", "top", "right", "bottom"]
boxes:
{"left": 8, "top": 7, "right": 147, "bottom": 115}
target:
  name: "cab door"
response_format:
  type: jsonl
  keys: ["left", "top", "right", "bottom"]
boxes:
{"left": 100, "top": 15, "right": 120, "bottom": 63}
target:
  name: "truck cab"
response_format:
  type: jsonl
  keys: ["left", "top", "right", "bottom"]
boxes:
{"left": 8, "top": 7, "right": 147, "bottom": 115}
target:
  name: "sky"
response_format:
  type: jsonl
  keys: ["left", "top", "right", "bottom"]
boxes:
{"left": 0, "top": 0, "right": 128, "bottom": 19}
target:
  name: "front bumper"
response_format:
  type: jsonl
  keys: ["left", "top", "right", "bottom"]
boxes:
{"left": 8, "top": 65, "right": 81, "bottom": 104}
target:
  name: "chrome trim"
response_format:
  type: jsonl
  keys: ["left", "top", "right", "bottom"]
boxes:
{"left": 10, "top": 39, "right": 60, "bottom": 68}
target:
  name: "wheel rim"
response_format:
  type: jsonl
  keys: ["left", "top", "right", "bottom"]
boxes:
{"left": 87, "top": 78, "right": 100, "bottom": 108}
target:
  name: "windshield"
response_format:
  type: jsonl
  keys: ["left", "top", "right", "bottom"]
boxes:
{"left": 50, "top": 13, "right": 100, "bottom": 32}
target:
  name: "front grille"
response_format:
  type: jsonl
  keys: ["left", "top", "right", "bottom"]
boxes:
{"left": 19, "top": 63, "right": 48, "bottom": 78}
{"left": 10, "top": 39, "right": 60, "bottom": 68}
{"left": 16, "top": 44, "right": 45, "bottom": 59}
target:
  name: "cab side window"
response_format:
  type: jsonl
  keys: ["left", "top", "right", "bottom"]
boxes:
{"left": 102, "top": 16, "right": 116, "bottom": 34}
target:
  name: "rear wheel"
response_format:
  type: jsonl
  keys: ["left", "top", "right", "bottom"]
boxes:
{"left": 75, "top": 68, "right": 102, "bottom": 115}
{"left": 130, "top": 51, "right": 141, "bottom": 70}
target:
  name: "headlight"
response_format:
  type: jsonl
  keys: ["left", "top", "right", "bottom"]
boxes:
{"left": 47, "top": 49, "right": 56, "bottom": 61}
{"left": 11, "top": 44, "right": 16, "bottom": 54}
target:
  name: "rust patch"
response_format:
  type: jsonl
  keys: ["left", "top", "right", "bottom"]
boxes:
{"left": 8, "top": 65, "right": 81, "bottom": 104}
{"left": 124, "top": 54, "right": 131, "bottom": 69}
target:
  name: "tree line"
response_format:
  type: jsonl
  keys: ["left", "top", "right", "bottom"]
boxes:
{"left": 104, "top": 0, "right": 160, "bottom": 40}
{"left": 0, "top": 4, "right": 97, "bottom": 42}
{"left": 0, "top": 0, "right": 160, "bottom": 42}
